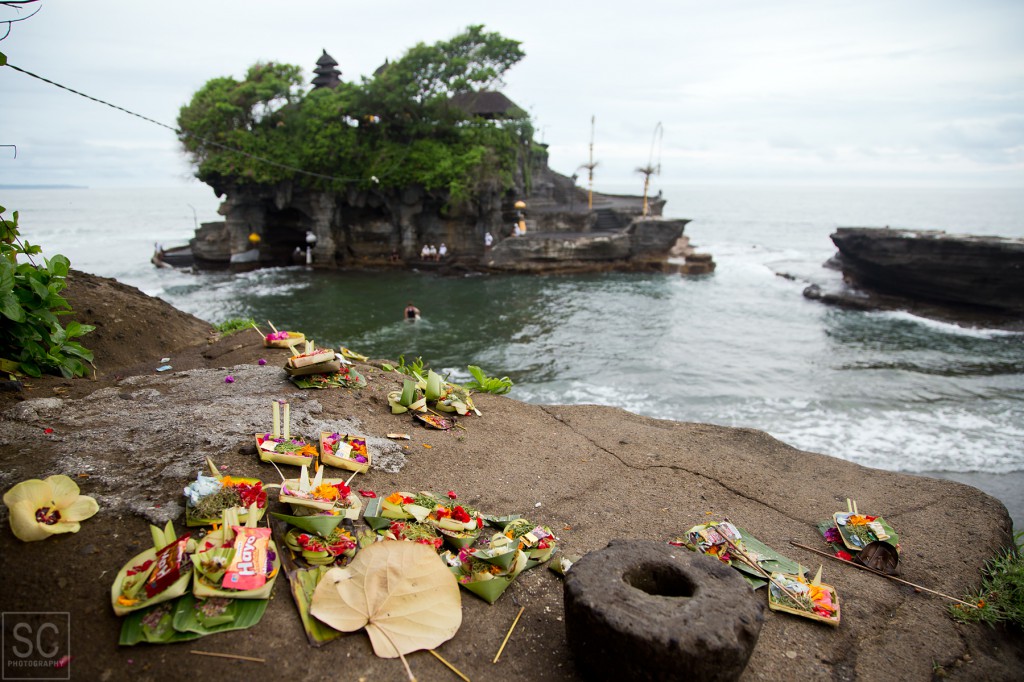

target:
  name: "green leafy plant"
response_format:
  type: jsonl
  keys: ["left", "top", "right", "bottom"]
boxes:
{"left": 464, "top": 365, "right": 513, "bottom": 395}
{"left": 176, "top": 26, "right": 533, "bottom": 209}
{"left": 952, "top": 531, "right": 1024, "bottom": 629}
{"left": 214, "top": 317, "right": 256, "bottom": 336}
{"left": 382, "top": 355, "right": 427, "bottom": 378}
{"left": 0, "top": 204, "right": 94, "bottom": 378}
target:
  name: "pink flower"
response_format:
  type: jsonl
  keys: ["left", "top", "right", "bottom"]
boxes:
{"left": 224, "top": 375, "right": 235, "bottom": 383}
{"left": 258, "top": 359, "right": 267, "bottom": 366}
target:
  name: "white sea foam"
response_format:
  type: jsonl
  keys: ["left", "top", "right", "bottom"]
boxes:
{"left": 871, "top": 310, "right": 1022, "bottom": 338}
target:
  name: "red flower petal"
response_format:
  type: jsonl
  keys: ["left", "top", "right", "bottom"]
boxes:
{"left": 835, "top": 550, "right": 853, "bottom": 561}
{"left": 447, "top": 490, "right": 457, "bottom": 500}
{"left": 358, "top": 490, "right": 377, "bottom": 498}
{"left": 43, "top": 428, "right": 54, "bottom": 434}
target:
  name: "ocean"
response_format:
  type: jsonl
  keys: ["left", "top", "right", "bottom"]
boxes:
{"left": 4, "top": 184, "right": 1023, "bottom": 528}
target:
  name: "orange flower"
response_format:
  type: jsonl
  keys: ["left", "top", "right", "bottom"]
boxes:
{"left": 313, "top": 484, "right": 341, "bottom": 501}
{"left": 386, "top": 492, "right": 405, "bottom": 505}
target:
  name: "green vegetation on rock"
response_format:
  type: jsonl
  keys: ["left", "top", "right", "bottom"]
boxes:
{"left": 0, "top": 203, "right": 94, "bottom": 378}
{"left": 953, "top": 531, "right": 1024, "bottom": 629}
{"left": 177, "top": 25, "right": 535, "bottom": 207}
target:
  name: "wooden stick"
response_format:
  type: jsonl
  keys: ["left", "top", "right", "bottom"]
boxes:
{"left": 267, "top": 320, "right": 279, "bottom": 334}
{"left": 429, "top": 649, "right": 471, "bottom": 682}
{"left": 190, "top": 650, "right": 265, "bottom": 663}
{"left": 717, "top": 521, "right": 803, "bottom": 603}
{"left": 789, "top": 541, "right": 980, "bottom": 608}
{"left": 493, "top": 606, "right": 525, "bottom": 663}
{"left": 250, "top": 322, "right": 264, "bottom": 336}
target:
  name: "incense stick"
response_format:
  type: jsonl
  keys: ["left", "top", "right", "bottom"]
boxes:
{"left": 429, "top": 649, "right": 471, "bottom": 682}
{"left": 493, "top": 606, "right": 525, "bottom": 663}
{"left": 190, "top": 650, "right": 265, "bottom": 663}
{"left": 789, "top": 541, "right": 979, "bottom": 608}
{"left": 267, "top": 320, "right": 279, "bottom": 334}
{"left": 717, "top": 521, "right": 803, "bottom": 603}
{"left": 344, "top": 469, "right": 360, "bottom": 487}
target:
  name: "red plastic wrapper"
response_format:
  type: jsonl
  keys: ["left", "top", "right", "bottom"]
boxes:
{"left": 222, "top": 526, "right": 271, "bottom": 591}
{"left": 144, "top": 533, "right": 192, "bottom": 598}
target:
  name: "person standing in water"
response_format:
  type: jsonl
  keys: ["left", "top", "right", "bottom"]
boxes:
{"left": 404, "top": 301, "right": 421, "bottom": 320}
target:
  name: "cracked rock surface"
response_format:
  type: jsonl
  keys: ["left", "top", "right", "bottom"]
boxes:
{"left": 0, "top": 271, "right": 1021, "bottom": 681}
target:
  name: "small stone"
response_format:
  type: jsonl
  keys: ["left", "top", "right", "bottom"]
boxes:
{"left": 786, "top": 651, "right": 797, "bottom": 659}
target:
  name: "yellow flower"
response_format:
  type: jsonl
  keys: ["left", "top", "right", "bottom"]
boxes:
{"left": 3, "top": 475, "right": 99, "bottom": 542}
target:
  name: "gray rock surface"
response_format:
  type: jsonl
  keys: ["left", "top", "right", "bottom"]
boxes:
{"left": 565, "top": 539, "right": 763, "bottom": 681}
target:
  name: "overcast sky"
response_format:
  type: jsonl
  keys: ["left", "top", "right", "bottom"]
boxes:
{"left": 1, "top": 0, "right": 1022, "bottom": 190}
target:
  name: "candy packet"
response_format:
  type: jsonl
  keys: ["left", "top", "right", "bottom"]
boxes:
{"left": 222, "top": 526, "right": 271, "bottom": 591}
{"left": 145, "top": 534, "right": 192, "bottom": 598}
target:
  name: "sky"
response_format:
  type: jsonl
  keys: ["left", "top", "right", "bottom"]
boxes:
{"left": 1, "top": 0, "right": 1022, "bottom": 190}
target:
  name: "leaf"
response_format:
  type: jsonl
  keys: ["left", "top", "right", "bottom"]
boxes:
{"left": 310, "top": 541, "right": 462, "bottom": 658}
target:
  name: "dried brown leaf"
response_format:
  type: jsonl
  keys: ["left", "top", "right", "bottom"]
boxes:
{"left": 310, "top": 540, "right": 462, "bottom": 658}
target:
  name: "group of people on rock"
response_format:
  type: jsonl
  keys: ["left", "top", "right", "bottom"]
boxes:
{"left": 419, "top": 243, "right": 448, "bottom": 261}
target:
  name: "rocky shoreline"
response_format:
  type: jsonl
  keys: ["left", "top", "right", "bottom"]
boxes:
{"left": 1, "top": 271, "right": 1021, "bottom": 680}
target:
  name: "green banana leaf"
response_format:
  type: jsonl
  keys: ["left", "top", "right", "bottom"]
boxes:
{"left": 270, "top": 516, "right": 344, "bottom": 646}
{"left": 483, "top": 514, "right": 522, "bottom": 530}
{"left": 118, "top": 599, "right": 202, "bottom": 646}
{"left": 270, "top": 511, "right": 346, "bottom": 538}
{"left": 172, "top": 593, "right": 269, "bottom": 635}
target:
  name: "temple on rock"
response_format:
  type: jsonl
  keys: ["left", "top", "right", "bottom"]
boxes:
{"left": 160, "top": 50, "right": 699, "bottom": 275}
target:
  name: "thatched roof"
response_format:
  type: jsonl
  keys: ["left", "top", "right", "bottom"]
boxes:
{"left": 448, "top": 90, "right": 523, "bottom": 119}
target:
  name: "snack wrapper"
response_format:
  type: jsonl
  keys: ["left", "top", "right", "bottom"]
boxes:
{"left": 222, "top": 527, "right": 271, "bottom": 591}
{"left": 145, "top": 534, "right": 192, "bottom": 599}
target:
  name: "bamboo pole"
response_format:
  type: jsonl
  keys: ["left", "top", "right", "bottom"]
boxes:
{"left": 429, "top": 649, "right": 471, "bottom": 682}
{"left": 190, "top": 650, "right": 265, "bottom": 663}
{"left": 493, "top": 606, "right": 525, "bottom": 663}
{"left": 789, "top": 541, "right": 979, "bottom": 608}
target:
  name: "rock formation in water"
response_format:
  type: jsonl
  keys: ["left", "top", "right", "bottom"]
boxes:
{"left": 828, "top": 227, "right": 1024, "bottom": 314}
{"left": 188, "top": 153, "right": 682, "bottom": 274}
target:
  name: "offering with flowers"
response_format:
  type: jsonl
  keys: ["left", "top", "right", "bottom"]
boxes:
{"left": 291, "top": 364, "right": 367, "bottom": 390}
{"left": 258, "top": 320, "right": 304, "bottom": 348}
{"left": 494, "top": 517, "right": 558, "bottom": 568}
{"left": 284, "top": 525, "right": 358, "bottom": 565}
{"left": 320, "top": 432, "right": 371, "bottom": 473}
{"left": 418, "top": 491, "right": 484, "bottom": 549}
{"left": 380, "top": 520, "right": 444, "bottom": 550}
{"left": 675, "top": 520, "right": 803, "bottom": 590}
{"left": 183, "top": 458, "right": 267, "bottom": 526}
{"left": 191, "top": 505, "right": 280, "bottom": 600}
{"left": 767, "top": 566, "right": 841, "bottom": 626}
{"left": 440, "top": 546, "right": 528, "bottom": 604}
{"left": 256, "top": 399, "right": 318, "bottom": 466}
{"left": 112, "top": 521, "right": 195, "bottom": 616}
{"left": 830, "top": 498, "right": 899, "bottom": 552}
{"left": 279, "top": 464, "right": 362, "bottom": 520}
{"left": 285, "top": 340, "right": 340, "bottom": 377}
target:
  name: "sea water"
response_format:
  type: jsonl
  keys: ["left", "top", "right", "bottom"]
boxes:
{"left": 5, "top": 184, "right": 1023, "bottom": 526}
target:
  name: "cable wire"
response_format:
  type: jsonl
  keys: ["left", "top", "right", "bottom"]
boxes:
{"left": 4, "top": 61, "right": 371, "bottom": 184}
